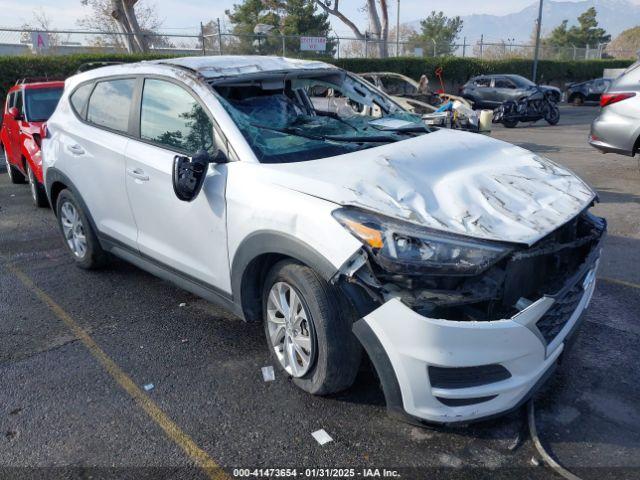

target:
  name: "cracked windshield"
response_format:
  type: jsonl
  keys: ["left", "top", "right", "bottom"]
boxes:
{"left": 212, "top": 72, "right": 429, "bottom": 163}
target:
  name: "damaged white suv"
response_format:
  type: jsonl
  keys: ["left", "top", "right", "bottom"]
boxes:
{"left": 43, "top": 56, "right": 605, "bottom": 425}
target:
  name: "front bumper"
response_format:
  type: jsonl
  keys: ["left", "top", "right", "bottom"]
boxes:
{"left": 353, "top": 253, "right": 600, "bottom": 425}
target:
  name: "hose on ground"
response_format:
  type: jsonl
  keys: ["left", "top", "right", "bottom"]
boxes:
{"left": 527, "top": 399, "right": 583, "bottom": 480}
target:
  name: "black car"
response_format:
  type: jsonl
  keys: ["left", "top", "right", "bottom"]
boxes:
{"left": 460, "top": 74, "right": 562, "bottom": 109}
{"left": 566, "top": 78, "right": 612, "bottom": 106}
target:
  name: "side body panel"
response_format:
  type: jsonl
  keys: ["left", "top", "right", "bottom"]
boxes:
{"left": 44, "top": 97, "right": 138, "bottom": 246}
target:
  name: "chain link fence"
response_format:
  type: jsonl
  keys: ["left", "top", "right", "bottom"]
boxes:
{"left": 1, "top": 27, "right": 636, "bottom": 60}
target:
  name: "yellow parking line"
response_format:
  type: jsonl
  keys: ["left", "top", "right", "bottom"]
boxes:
{"left": 6, "top": 264, "right": 228, "bottom": 480}
{"left": 599, "top": 276, "right": 640, "bottom": 291}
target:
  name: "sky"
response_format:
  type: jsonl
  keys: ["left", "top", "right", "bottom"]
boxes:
{"left": 1, "top": 0, "right": 639, "bottom": 36}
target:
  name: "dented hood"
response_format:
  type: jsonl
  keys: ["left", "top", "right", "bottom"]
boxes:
{"left": 261, "top": 129, "right": 595, "bottom": 246}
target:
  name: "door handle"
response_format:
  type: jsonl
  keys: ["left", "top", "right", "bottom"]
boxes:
{"left": 67, "top": 144, "right": 85, "bottom": 155}
{"left": 127, "top": 167, "right": 149, "bottom": 181}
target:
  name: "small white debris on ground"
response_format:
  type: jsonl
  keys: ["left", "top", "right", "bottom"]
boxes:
{"left": 261, "top": 366, "right": 275, "bottom": 382}
{"left": 530, "top": 456, "right": 540, "bottom": 466}
{"left": 179, "top": 302, "right": 187, "bottom": 307}
{"left": 143, "top": 383, "right": 154, "bottom": 391}
{"left": 311, "top": 429, "right": 333, "bottom": 445}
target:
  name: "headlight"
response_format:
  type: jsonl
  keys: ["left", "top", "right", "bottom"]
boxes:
{"left": 332, "top": 207, "right": 511, "bottom": 276}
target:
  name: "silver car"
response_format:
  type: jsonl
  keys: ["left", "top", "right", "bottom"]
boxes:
{"left": 589, "top": 61, "right": 640, "bottom": 156}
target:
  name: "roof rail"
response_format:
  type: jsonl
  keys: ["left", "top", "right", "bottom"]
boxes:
{"left": 15, "top": 77, "right": 63, "bottom": 85}
{"left": 76, "top": 61, "right": 125, "bottom": 73}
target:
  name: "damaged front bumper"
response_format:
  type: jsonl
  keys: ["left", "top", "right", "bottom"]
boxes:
{"left": 351, "top": 225, "right": 603, "bottom": 425}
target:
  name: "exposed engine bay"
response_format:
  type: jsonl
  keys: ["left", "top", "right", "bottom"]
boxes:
{"left": 336, "top": 208, "right": 605, "bottom": 322}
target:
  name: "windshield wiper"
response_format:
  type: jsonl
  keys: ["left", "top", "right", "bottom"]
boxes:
{"left": 250, "top": 123, "right": 399, "bottom": 143}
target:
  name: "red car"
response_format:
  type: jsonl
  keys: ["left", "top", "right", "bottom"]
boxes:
{"left": 1, "top": 79, "right": 64, "bottom": 207}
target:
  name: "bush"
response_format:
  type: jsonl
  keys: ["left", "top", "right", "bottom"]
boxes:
{"left": 0, "top": 53, "right": 634, "bottom": 102}
{"left": 0, "top": 53, "right": 171, "bottom": 103}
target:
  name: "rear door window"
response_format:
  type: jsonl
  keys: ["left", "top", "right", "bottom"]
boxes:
{"left": 495, "top": 78, "right": 516, "bottom": 89}
{"left": 87, "top": 79, "right": 135, "bottom": 133}
{"left": 139, "top": 79, "right": 215, "bottom": 155}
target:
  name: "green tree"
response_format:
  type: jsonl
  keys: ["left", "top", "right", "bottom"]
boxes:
{"left": 226, "top": 0, "right": 334, "bottom": 56}
{"left": 546, "top": 7, "right": 610, "bottom": 48}
{"left": 409, "top": 11, "right": 463, "bottom": 56}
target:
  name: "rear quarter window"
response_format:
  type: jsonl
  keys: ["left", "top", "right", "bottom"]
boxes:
{"left": 87, "top": 79, "right": 136, "bottom": 132}
{"left": 70, "top": 83, "right": 94, "bottom": 118}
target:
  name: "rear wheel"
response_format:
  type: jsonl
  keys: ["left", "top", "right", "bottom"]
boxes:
{"left": 56, "top": 189, "right": 108, "bottom": 269}
{"left": 3, "top": 145, "right": 25, "bottom": 184}
{"left": 571, "top": 94, "right": 585, "bottom": 106}
{"left": 502, "top": 118, "right": 519, "bottom": 128}
{"left": 262, "top": 260, "right": 361, "bottom": 395}
{"left": 26, "top": 162, "right": 49, "bottom": 208}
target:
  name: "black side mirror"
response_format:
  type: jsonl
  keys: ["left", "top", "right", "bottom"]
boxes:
{"left": 172, "top": 149, "right": 224, "bottom": 202}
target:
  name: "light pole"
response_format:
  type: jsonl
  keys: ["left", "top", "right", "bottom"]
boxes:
{"left": 532, "top": 0, "right": 544, "bottom": 83}
{"left": 396, "top": 0, "right": 400, "bottom": 57}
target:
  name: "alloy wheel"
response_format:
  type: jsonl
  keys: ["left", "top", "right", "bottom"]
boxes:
{"left": 59, "top": 201, "right": 87, "bottom": 258}
{"left": 266, "top": 281, "right": 315, "bottom": 377}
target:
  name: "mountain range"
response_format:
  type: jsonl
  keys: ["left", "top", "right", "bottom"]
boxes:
{"left": 407, "top": 0, "right": 640, "bottom": 44}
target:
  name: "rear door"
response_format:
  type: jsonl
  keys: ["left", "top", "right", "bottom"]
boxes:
{"left": 124, "top": 77, "right": 230, "bottom": 291}
{"left": 60, "top": 77, "right": 139, "bottom": 246}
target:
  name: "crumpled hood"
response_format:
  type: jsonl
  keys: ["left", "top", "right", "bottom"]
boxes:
{"left": 260, "top": 129, "right": 595, "bottom": 246}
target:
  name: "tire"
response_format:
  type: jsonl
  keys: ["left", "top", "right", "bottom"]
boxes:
{"left": 262, "top": 260, "right": 361, "bottom": 395}
{"left": 571, "top": 94, "right": 584, "bottom": 106}
{"left": 502, "top": 118, "right": 519, "bottom": 128}
{"left": 2, "top": 144, "right": 26, "bottom": 184}
{"left": 55, "top": 189, "right": 108, "bottom": 269}
{"left": 26, "top": 162, "right": 49, "bottom": 208}
{"left": 545, "top": 105, "right": 560, "bottom": 125}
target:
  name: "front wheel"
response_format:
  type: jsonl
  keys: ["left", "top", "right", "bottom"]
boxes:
{"left": 262, "top": 260, "right": 361, "bottom": 395}
{"left": 26, "top": 162, "right": 49, "bottom": 208}
{"left": 545, "top": 104, "right": 560, "bottom": 125}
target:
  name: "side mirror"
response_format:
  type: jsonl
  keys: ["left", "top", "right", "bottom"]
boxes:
{"left": 172, "top": 149, "right": 226, "bottom": 202}
{"left": 8, "top": 106, "right": 21, "bottom": 120}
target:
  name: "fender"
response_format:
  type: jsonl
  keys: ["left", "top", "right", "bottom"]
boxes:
{"left": 231, "top": 230, "right": 339, "bottom": 318}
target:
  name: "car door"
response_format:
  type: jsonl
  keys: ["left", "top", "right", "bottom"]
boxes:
{"left": 9, "top": 90, "right": 24, "bottom": 164}
{"left": 2, "top": 92, "right": 16, "bottom": 163}
{"left": 471, "top": 77, "right": 492, "bottom": 106}
{"left": 493, "top": 77, "right": 518, "bottom": 104}
{"left": 61, "top": 77, "right": 139, "bottom": 246}
{"left": 124, "top": 77, "right": 230, "bottom": 292}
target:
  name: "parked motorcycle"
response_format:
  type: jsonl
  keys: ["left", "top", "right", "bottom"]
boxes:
{"left": 492, "top": 87, "right": 560, "bottom": 128}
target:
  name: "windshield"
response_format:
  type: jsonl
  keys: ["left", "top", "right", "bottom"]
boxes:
{"left": 25, "top": 87, "right": 63, "bottom": 122}
{"left": 511, "top": 75, "right": 536, "bottom": 88}
{"left": 212, "top": 71, "right": 428, "bottom": 163}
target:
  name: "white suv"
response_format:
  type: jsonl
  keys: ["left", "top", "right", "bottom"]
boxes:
{"left": 43, "top": 56, "right": 605, "bottom": 425}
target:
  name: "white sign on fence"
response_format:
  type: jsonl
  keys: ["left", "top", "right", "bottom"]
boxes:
{"left": 31, "top": 31, "right": 50, "bottom": 51}
{"left": 300, "top": 36, "right": 326, "bottom": 52}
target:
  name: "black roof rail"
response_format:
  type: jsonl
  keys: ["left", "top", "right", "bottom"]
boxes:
{"left": 76, "top": 61, "right": 125, "bottom": 73}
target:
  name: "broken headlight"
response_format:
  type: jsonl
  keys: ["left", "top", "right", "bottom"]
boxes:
{"left": 332, "top": 207, "right": 511, "bottom": 276}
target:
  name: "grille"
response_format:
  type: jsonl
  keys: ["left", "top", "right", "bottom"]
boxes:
{"left": 536, "top": 281, "right": 585, "bottom": 344}
{"left": 428, "top": 364, "right": 511, "bottom": 389}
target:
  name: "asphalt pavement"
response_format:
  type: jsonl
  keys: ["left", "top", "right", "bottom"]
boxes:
{"left": 1, "top": 105, "right": 639, "bottom": 479}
